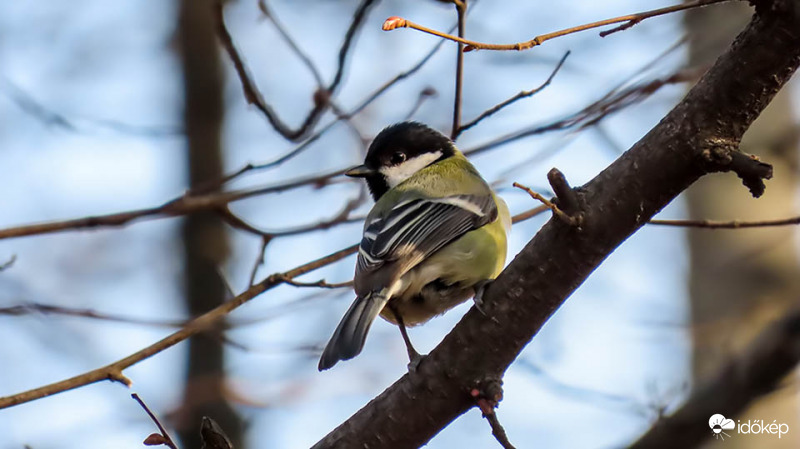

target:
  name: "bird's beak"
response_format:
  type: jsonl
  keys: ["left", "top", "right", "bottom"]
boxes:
{"left": 345, "top": 164, "right": 376, "bottom": 178}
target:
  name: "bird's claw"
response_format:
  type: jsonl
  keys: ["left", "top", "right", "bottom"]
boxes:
{"left": 473, "top": 280, "right": 499, "bottom": 323}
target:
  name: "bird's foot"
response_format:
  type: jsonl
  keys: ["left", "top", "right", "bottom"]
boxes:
{"left": 473, "top": 280, "right": 499, "bottom": 323}
{"left": 407, "top": 350, "right": 426, "bottom": 373}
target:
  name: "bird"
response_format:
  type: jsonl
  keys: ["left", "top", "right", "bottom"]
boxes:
{"left": 318, "top": 121, "right": 510, "bottom": 371}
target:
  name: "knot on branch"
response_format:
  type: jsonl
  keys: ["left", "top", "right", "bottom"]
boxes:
{"left": 513, "top": 169, "right": 583, "bottom": 228}
{"left": 469, "top": 378, "right": 504, "bottom": 415}
{"left": 547, "top": 168, "right": 582, "bottom": 222}
{"left": 702, "top": 141, "right": 773, "bottom": 197}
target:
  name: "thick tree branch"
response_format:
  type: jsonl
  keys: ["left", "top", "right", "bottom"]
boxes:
{"left": 313, "top": 1, "right": 800, "bottom": 447}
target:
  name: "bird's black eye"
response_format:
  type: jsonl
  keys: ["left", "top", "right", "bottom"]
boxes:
{"left": 390, "top": 152, "right": 406, "bottom": 165}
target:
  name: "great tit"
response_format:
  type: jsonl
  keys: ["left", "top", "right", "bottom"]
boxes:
{"left": 318, "top": 121, "right": 510, "bottom": 371}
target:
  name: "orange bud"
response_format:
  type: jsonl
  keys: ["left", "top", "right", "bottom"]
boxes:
{"left": 382, "top": 16, "right": 406, "bottom": 31}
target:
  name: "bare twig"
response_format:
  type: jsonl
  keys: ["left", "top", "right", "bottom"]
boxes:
{"left": 0, "top": 202, "right": 548, "bottom": 409}
{"left": 0, "top": 244, "right": 358, "bottom": 409}
{"left": 216, "top": 207, "right": 273, "bottom": 238}
{"left": 451, "top": 0, "right": 467, "bottom": 138}
{"left": 258, "top": 0, "right": 324, "bottom": 87}
{"left": 404, "top": 87, "right": 438, "bottom": 120}
{"left": 0, "top": 302, "right": 185, "bottom": 328}
{"left": 0, "top": 168, "right": 348, "bottom": 241}
{"left": 248, "top": 236, "right": 272, "bottom": 287}
{"left": 132, "top": 393, "right": 178, "bottom": 449}
{"left": 222, "top": 191, "right": 365, "bottom": 239}
{"left": 483, "top": 412, "right": 515, "bottom": 449}
{"left": 470, "top": 380, "right": 515, "bottom": 449}
{"left": 1, "top": 78, "right": 181, "bottom": 138}
{"left": 382, "top": 0, "right": 730, "bottom": 52}
{"left": 257, "top": 24, "right": 454, "bottom": 169}
{"left": 456, "top": 51, "right": 570, "bottom": 138}
{"left": 1, "top": 35, "right": 690, "bottom": 244}
{"left": 649, "top": 216, "right": 800, "bottom": 228}
{"left": 513, "top": 182, "right": 579, "bottom": 226}
{"left": 279, "top": 276, "right": 353, "bottom": 289}
{"left": 0, "top": 254, "right": 16, "bottom": 271}
{"left": 214, "top": 0, "right": 377, "bottom": 142}
{"left": 463, "top": 67, "right": 700, "bottom": 157}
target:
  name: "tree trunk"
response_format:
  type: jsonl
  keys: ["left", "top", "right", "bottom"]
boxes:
{"left": 684, "top": 3, "right": 800, "bottom": 448}
{"left": 177, "top": 0, "right": 243, "bottom": 447}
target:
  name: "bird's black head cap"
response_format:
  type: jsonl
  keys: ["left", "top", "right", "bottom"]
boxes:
{"left": 350, "top": 122, "right": 456, "bottom": 200}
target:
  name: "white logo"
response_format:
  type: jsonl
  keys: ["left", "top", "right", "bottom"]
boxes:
{"left": 708, "top": 413, "right": 789, "bottom": 440}
{"left": 709, "top": 414, "right": 735, "bottom": 440}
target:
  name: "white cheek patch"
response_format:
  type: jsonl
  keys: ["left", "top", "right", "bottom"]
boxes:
{"left": 379, "top": 151, "right": 442, "bottom": 188}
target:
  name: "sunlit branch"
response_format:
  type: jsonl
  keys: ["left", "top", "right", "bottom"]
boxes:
{"left": 382, "top": 0, "right": 730, "bottom": 52}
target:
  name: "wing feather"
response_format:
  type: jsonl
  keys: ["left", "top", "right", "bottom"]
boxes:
{"left": 355, "top": 194, "right": 497, "bottom": 294}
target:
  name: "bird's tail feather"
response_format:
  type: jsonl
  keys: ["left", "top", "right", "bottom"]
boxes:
{"left": 318, "top": 292, "right": 388, "bottom": 371}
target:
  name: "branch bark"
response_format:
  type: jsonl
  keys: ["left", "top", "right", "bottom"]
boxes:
{"left": 313, "top": 1, "right": 800, "bottom": 447}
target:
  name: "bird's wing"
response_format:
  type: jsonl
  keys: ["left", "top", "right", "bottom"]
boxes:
{"left": 355, "top": 193, "right": 497, "bottom": 293}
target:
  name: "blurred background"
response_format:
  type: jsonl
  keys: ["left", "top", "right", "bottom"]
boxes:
{"left": 0, "top": 0, "right": 798, "bottom": 447}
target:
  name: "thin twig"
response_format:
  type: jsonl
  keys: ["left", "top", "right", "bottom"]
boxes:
{"left": 0, "top": 254, "right": 16, "bottom": 271}
{"left": 214, "top": 0, "right": 377, "bottom": 142}
{"left": 279, "top": 276, "right": 354, "bottom": 289}
{"left": 1, "top": 59, "right": 686, "bottom": 243}
{"left": 132, "top": 393, "right": 178, "bottom": 449}
{"left": 513, "top": 182, "right": 579, "bottom": 226}
{"left": 0, "top": 168, "right": 347, "bottom": 241}
{"left": 257, "top": 24, "right": 454, "bottom": 169}
{"left": 404, "top": 87, "right": 438, "bottom": 121}
{"left": 484, "top": 412, "right": 516, "bottom": 449}
{"left": 0, "top": 302, "right": 186, "bottom": 328}
{"left": 0, "top": 203, "right": 548, "bottom": 409}
{"left": 0, "top": 78, "right": 181, "bottom": 138}
{"left": 0, "top": 244, "right": 358, "bottom": 409}
{"left": 463, "top": 66, "right": 700, "bottom": 158}
{"left": 217, "top": 206, "right": 273, "bottom": 238}
{"left": 649, "top": 216, "right": 800, "bottom": 228}
{"left": 470, "top": 380, "right": 516, "bottom": 449}
{"left": 456, "top": 51, "right": 570, "bottom": 138}
{"left": 223, "top": 191, "right": 365, "bottom": 239}
{"left": 382, "top": 0, "right": 730, "bottom": 52}
{"left": 249, "top": 235, "right": 272, "bottom": 287}
{"left": 450, "top": 0, "right": 467, "bottom": 139}
{"left": 258, "top": 0, "right": 325, "bottom": 87}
